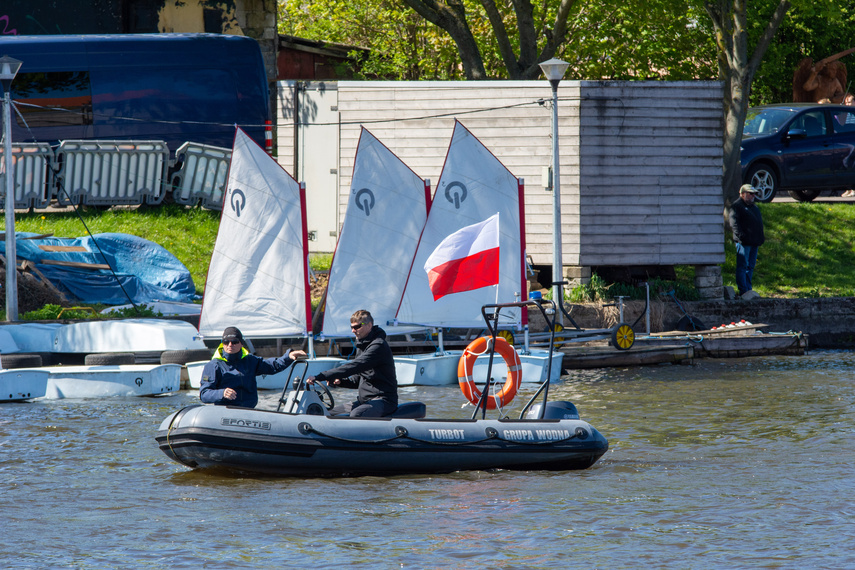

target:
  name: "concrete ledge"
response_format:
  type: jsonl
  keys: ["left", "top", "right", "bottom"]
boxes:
{"left": 682, "top": 297, "right": 855, "bottom": 348}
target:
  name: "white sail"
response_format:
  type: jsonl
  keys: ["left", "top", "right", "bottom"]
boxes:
{"left": 198, "top": 128, "right": 311, "bottom": 339}
{"left": 321, "top": 128, "right": 430, "bottom": 337}
{"left": 396, "top": 121, "right": 525, "bottom": 329}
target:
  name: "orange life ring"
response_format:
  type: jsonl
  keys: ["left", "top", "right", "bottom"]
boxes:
{"left": 457, "top": 336, "right": 522, "bottom": 409}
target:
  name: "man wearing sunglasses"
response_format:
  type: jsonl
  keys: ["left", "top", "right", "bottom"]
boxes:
{"left": 307, "top": 309, "right": 398, "bottom": 417}
{"left": 199, "top": 326, "right": 307, "bottom": 408}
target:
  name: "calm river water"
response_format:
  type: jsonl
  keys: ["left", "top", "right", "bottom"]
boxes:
{"left": 3, "top": 350, "right": 855, "bottom": 569}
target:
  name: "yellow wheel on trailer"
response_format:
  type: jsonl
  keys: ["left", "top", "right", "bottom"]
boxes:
{"left": 497, "top": 329, "right": 515, "bottom": 346}
{"left": 611, "top": 323, "right": 634, "bottom": 350}
{"left": 552, "top": 323, "right": 565, "bottom": 348}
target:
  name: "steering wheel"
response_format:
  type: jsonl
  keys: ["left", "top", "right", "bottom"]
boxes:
{"left": 306, "top": 380, "right": 335, "bottom": 410}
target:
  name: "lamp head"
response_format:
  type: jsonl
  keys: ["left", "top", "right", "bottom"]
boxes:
{"left": 539, "top": 58, "right": 569, "bottom": 86}
{"left": 0, "top": 55, "right": 22, "bottom": 96}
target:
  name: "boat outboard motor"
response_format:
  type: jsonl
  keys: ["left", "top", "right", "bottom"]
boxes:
{"left": 279, "top": 389, "right": 329, "bottom": 416}
{"left": 524, "top": 401, "right": 580, "bottom": 420}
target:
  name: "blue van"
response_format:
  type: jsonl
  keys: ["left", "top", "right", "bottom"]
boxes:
{"left": 0, "top": 34, "right": 270, "bottom": 153}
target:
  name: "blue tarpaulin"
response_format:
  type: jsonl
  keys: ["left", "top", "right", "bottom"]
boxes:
{"left": 15, "top": 232, "right": 196, "bottom": 305}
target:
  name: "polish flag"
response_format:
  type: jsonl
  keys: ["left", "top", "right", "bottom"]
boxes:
{"left": 424, "top": 213, "right": 500, "bottom": 301}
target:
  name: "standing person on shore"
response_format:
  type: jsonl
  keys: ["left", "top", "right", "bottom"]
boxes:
{"left": 200, "top": 326, "right": 307, "bottom": 408}
{"left": 728, "top": 184, "right": 765, "bottom": 298}
{"left": 306, "top": 309, "right": 398, "bottom": 417}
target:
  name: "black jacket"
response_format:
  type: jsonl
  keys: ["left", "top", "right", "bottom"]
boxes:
{"left": 313, "top": 326, "right": 398, "bottom": 405}
{"left": 729, "top": 198, "right": 765, "bottom": 246}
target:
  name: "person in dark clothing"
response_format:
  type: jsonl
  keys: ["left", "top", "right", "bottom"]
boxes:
{"left": 200, "top": 326, "right": 306, "bottom": 408}
{"left": 307, "top": 309, "right": 398, "bottom": 417}
{"left": 728, "top": 184, "right": 765, "bottom": 297}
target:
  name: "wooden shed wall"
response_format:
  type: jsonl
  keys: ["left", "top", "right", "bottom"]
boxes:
{"left": 578, "top": 81, "right": 724, "bottom": 266}
{"left": 275, "top": 79, "right": 724, "bottom": 270}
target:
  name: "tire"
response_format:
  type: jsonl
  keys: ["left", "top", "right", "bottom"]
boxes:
{"left": 1, "top": 354, "right": 44, "bottom": 369}
{"left": 84, "top": 352, "right": 136, "bottom": 365}
{"left": 788, "top": 189, "right": 821, "bottom": 202}
{"left": 746, "top": 163, "right": 778, "bottom": 202}
{"left": 160, "top": 349, "right": 212, "bottom": 365}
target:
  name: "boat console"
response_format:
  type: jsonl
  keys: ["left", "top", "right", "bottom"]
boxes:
{"left": 277, "top": 363, "right": 426, "bottom": 419}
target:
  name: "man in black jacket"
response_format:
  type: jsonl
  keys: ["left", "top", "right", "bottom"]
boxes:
{"left": 728, "top": 184, "right": 765, "bottom": 297}
{"left": 307, "top": 309, "right": 398, "bottom": 417}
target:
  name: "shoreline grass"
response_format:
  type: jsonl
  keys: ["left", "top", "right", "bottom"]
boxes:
{"left": 8, "top": 200, "right": 852, "bottom": 310}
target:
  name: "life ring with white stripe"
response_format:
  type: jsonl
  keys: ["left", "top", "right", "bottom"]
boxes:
{"left": 457, "top": 336, "right": 522, "bottom": 409}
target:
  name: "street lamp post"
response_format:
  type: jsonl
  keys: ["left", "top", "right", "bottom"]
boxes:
{"left": 538, "top": 58, "right": 569, "bottom": 309}
{"left": 1, "top": 55, "right": 22, "bottom": 322}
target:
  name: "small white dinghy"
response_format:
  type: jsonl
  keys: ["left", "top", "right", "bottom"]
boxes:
{"left": 0, "top": 369, "right": 49, "bottom": 402}
{"left": 42, "top": 363, "right": 181, "bottom": 399}
{"left": 472, "top": 346, "right": 564, "bottom": 384}
{"left": 194, "top": 128, "right": 344, "bottom": 384}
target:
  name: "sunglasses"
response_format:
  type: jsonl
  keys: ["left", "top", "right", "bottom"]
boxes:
{"left": 223, "top": 339, "right": 242, "bottom": 345}
{"left": 350, "top": 323, "right": 364, "bottom": 330}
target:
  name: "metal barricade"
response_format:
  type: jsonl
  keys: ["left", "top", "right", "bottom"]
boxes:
{"left": 55, "top": 140, "right": 169, "bottom": 206}
{"left": 169, "top": 142, "right": 231, "bottom": 210}
{"left": 0, "top": 143, "right": 55, "bottom": 210}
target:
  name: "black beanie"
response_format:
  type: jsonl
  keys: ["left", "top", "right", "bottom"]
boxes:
{"left": 222, "top": 327, "right": 243, "bottom": 343}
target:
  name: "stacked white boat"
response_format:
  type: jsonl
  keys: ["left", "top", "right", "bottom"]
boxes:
{"left": 0, "top": 319, "right": 201, "bottom": 400}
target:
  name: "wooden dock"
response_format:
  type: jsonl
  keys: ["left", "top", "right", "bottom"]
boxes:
{"left": 560, "top": 342, "right": 695, "bottom": 369}
{"left": 642, "top": 323, "right": 808, "bottom": 358}
{"left": 299, "top": 323, "right": 807, "bottom": 371}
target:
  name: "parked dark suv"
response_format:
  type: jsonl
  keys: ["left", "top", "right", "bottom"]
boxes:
{"left": 741, "top": 103, "right": 855, "bottom": 202}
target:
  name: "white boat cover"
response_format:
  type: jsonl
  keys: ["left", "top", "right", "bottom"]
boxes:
{"left": 198, "top": 128, "right": 311, "bottom": 339}
{"left": 396, "top": 121, "right": 525, "bottom": 329}
{"left": 322, "top": 128, "right": 430, "bottom": 338}
{"left": 52, "top": 319, "right": 206, "bottom": 353}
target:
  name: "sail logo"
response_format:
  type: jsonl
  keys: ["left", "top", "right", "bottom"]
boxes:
{"left": 354, "top": 188, "right": 375, "bottom": 216}
{"left": 230, "top": 189, "right": 247, "bottom": 217}
{"left": 444, "top": 181, "right": 467, "bottom": 209}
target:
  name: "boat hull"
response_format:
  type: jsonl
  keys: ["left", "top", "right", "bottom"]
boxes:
{"left": 472, "top": 348, "right": 564, "bottom": 383}
{"left": 394, "top": 351, "right": 462, "bottom": 386}
{"left": 156, "top": 404, "right": 608, "bottom": 476}
{"left": 43, "top": 364, "right": 182, "bottom": 398}
{"left": 1, "top": 369, "right": 49, "bottom": 402}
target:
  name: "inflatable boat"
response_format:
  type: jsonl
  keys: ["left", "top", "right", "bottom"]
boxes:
{"left": 156, "top": 301, "right": 609, "bottom": 477}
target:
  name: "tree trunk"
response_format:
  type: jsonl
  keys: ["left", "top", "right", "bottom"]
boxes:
{"left": 404, "top": 0, "right": 579, "bottom": 80}
{"left": 704, "top": 0, "right": 790, "bottom": 205}
{"left": 403, "top": 0, "right": 487, "bottom": 79}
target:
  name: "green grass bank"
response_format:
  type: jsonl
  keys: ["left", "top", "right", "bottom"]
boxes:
{"left": 7, "top": 200, "right": 854, "bottom": 309}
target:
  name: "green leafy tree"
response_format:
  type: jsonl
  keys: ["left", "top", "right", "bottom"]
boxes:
{"left": 278, "top": 0, "right": 463, "bottom": 79}
{"left": 402, "top": 0, "right": 580, "bottom": 79}
{"left": 562, "top": 0, "right": 717, "bottom": 81}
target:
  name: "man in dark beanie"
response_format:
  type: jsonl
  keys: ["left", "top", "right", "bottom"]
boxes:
{"left": 199, "top": 326, "right": 307, "bottom": 408}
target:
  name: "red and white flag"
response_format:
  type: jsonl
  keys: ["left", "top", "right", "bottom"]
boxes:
{"left": 424, "top": 213, "right": 500, "bottom": 301}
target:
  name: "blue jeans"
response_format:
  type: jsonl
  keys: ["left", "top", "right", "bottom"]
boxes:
{"left": 735, "top": 243, "right": 758, "bottom": 295}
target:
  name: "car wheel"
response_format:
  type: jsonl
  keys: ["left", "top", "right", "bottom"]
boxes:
{"left": 788, "top": 189, "right": 821, "bottom": 202}
{"left": 746, "top": 163, "right": 778, "bottom": 202}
